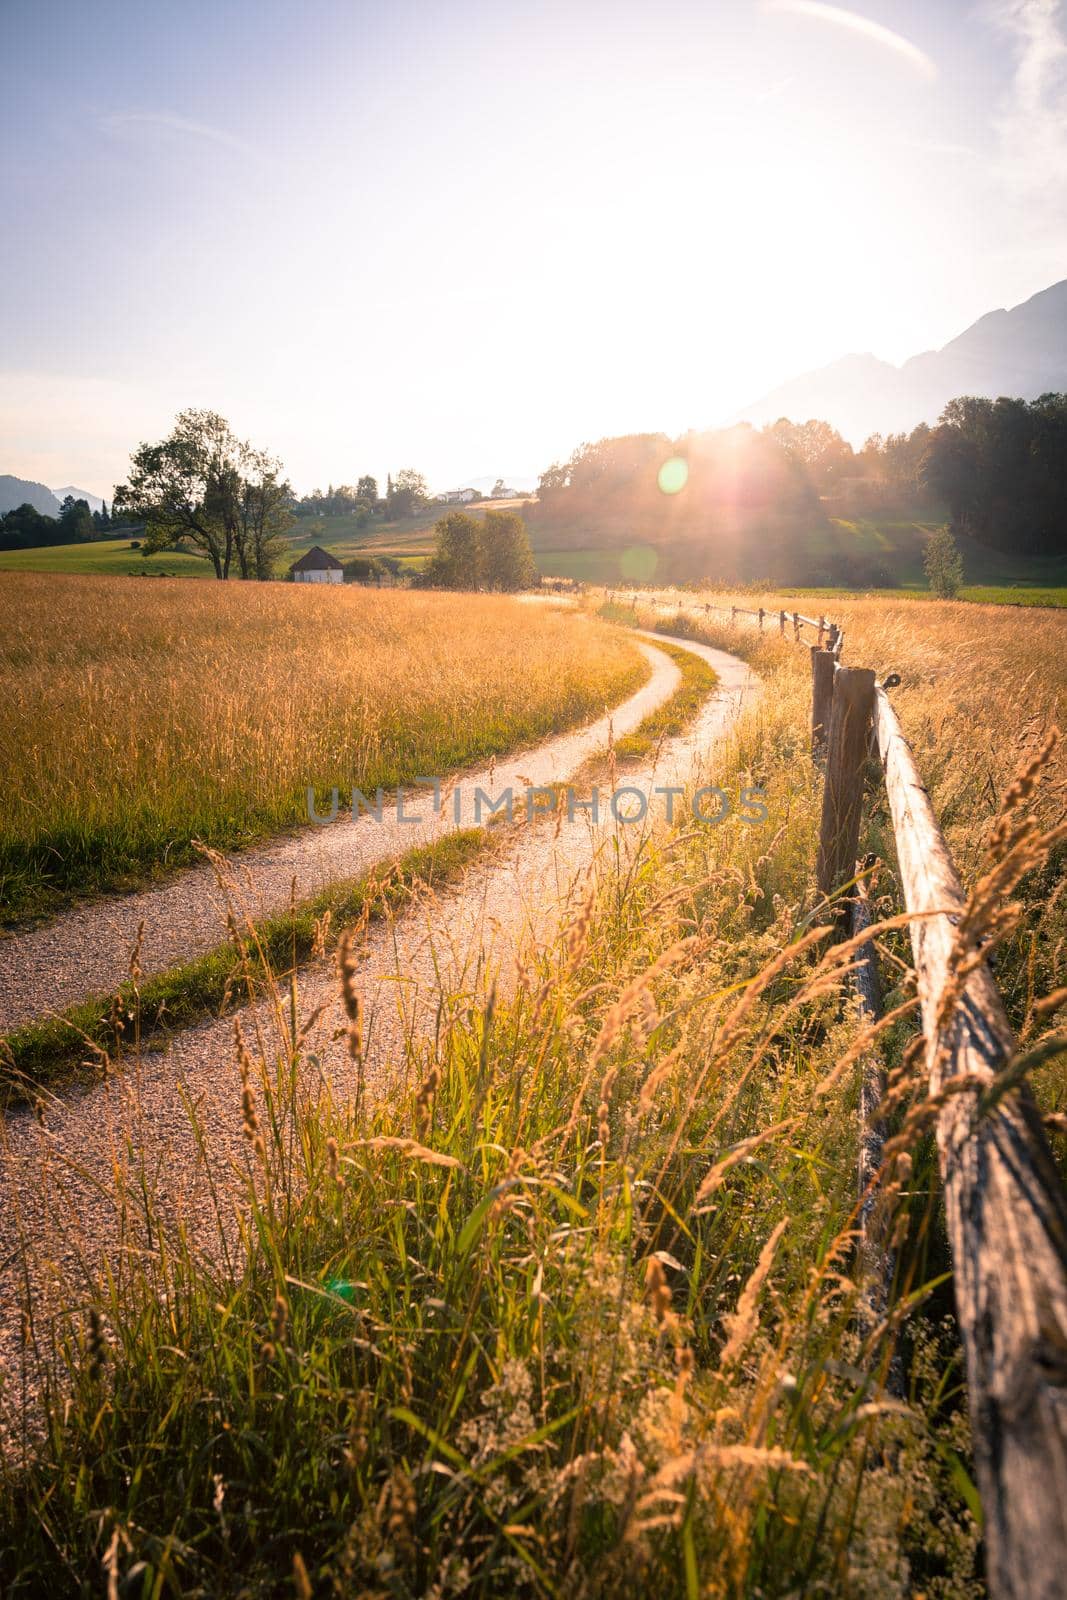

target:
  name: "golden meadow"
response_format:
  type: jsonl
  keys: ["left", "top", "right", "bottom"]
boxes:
{"left": 2, "top": 590, "right": 1064, "bottom": 1595}
{"left": 0, "top": 575, "right": 644, "bottom": 920}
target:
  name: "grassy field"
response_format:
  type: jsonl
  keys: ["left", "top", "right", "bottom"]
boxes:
{"left": 0, "top": 503, "right": 519, "bottom": 578}
{"left": 0, "top": 576, "right": 645, "bottom": 922}
{"left": 0, "top": 534, "right": 213, "bottom": 578}
{"left": 0, "top": 513, "right": 442, "bottom": 579}
{"left": 2, "top": 592, "right": 1063, "bottom": 1594}
{"left": 5, "top": 506, "right": 1066, "bottom": 604}
{"left": 528, "top": 510, "right": 1067, "bottom": 601}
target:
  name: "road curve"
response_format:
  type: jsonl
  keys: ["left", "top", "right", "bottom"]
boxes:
{"left": 0, "top": 631, "right": 758, "bottom": 1407}
{"left": 0, "top": 641, "right": 683, "bottom": 1034}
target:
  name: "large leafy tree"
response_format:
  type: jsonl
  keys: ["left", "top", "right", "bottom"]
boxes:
{"left": 421, "top": 510, "right": 538, "bottom": 592}
{"left": 422, "top": 511, "right": 483, "bottom": 589}
{"left": 114, "top": 409, "right": 294, "bottom": 578}
{"left": 0, "top": 502, "right": 60, "bottom": 551}
{"left": 765, "top": 417, "right": 854, "bottom": 489}
{"left": 387, "top": 468, "right": 428, "bottom": 519}
{"left": 481, "top": 510, "right": 537, "bottom": 591}
{"left": 57, "top": 495, "right": 96, "bottom": 542}
{"left": 925, "top": 394, "right": 1067, "bottom": 555}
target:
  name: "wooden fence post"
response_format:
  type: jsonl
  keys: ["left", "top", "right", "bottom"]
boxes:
{"left": 779, "top": 609, "right": 786, "bottom": 636}
{"left": 810, "top": 646, "right": 835, "bottom": 761}
{"left": 792, "top": 611, "right": 800, "bottom": 641}
{"left": 816, "top": 666, "right": 875, "bottom": 899}
{"left": 758, "top": 606, "right": 765, "bottom": 632}
{"left": 731, "top": 605, "right": 736, "bottom": 627}
{"left": 875, "top": 689, "right": 1067, "bottom": 1600}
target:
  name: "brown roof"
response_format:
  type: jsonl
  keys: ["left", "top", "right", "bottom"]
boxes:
{"left": 291, "top": 545, "right": 344, "bottom": 572}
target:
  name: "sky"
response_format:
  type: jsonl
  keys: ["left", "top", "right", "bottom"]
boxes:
{"left": 1, "top": 0, "right": 1065, "bottom": 497}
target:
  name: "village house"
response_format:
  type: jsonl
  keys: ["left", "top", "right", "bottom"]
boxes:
{"left": 290, "top": 545, "right": 344, "bottom": 584}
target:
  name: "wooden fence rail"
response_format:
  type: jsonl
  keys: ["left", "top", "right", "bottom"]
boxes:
{"left": 603, "top": 587, "right": 1067, "bottom": 1596}
{"left": 874, "top": 688, "right": 1067, "bottom": 1600}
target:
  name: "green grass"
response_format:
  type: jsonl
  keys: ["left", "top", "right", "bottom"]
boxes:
{"left": 283, "top": 508, "right": 440, "bottom": 570}
{"left": 0, "top": 518, "right": 438, "bottom": 579}
{"left": 0, "top": 830, "right": 491, "bottom": 1098}
{"left": 0, "top": 535, "right": 212, "bottom": 577}
{"left": 530, "top": 508, "right": 1067, "bottom": 601}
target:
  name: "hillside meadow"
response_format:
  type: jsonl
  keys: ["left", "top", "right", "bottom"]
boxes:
{"left": 2, "top": 590, "right": 1064, "bottom": 1595}
{"left": 0, "top": 575, "right": 645, "bottom": 922}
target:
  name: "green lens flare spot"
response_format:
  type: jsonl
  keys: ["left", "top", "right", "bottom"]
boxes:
{"left": 657, "top": 457, "right": 689, "bottom": 496}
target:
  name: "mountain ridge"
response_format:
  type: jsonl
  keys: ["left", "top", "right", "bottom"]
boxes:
{"left": 738, "top": 278, "right": 1067, "bottom": 442}
{"left": 0, "top": 476, "right": 61, "bottom": 518}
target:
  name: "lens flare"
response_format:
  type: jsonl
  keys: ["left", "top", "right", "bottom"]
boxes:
{"left": 658, "top": 457, "right": 688, "bottom": 495}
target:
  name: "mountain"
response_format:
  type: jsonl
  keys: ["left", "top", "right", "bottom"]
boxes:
{"left": 0, "top": 475, "right": 61, "bottom": 518}
{"left": 738, "top": 278, "right": 1067, "bottom": 442}
{"left": 53, "top": 485, "right": 105, "bottom": 514}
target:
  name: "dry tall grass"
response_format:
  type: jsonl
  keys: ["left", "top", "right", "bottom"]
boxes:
{"left": 1, "top": 593, "right": 1063, "bottom": 1596}
{"left": 0, "top": 575, "right": 644, "bottom": 919}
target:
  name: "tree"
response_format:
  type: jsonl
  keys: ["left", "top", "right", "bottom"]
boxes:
{"left": 357, "top": 475, "right": 378, "bottom": 504}
{"left": 57, "top": 495, "right": 96, "bottom": 542}
{"left": 114, "top": 409, "right": 293, "bottom": 579}
{"left": 925, "top": 393, "right": 1067, "bottom": 556}
{"left": 765, "top": 418, "right": 854, "bottom": 490}
{"left": 481, "top": 510, "right": 537, "bottom": 591}
{"left": 238, "top": 459, "right": 293, "bottom": 580}
{"left": 0, "top": 502, "right": 60, "bottom": 550}
{"left": 924, "top": 525, "right": 964, "bottom": 598}
{"left": 421, "top": 512, "right": 483, "bottom": 589}
{"left": 388, "top": 468, "right": 428, "bottom": 519}
{"left": 420, "top": 510, "right": 538, "bottom": 592}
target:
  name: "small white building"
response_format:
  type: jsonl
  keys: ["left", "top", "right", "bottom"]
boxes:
{"left": 290, "top": 545, "right": 344, "bottom": 584}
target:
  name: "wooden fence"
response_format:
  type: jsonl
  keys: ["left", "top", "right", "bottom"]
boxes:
{"left": 608, "top": 588, "right": 1067, "bottom": 1600}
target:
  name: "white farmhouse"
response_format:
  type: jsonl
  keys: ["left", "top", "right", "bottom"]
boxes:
{"left": 290, "top": 545, "right": 344, "bottom": 584}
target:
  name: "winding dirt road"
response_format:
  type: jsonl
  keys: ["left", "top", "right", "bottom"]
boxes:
{"left": 0, "top": 642, "right": 681, "bottom": 1033}
{"left": 0, "top": 632, "right": 758, "bottom": 1403}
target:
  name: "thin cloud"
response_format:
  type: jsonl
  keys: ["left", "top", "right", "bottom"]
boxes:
{"left": 100, "top": 111, "right": 257, "bottom": 159}
{"left": 990, "top": 0, "right": 1067, "bottom": 206}
{"left": 763, "top": 1, "right": 938, "bottom": 82}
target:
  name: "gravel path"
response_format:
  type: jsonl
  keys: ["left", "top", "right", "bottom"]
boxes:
{"left": 0, "top": 634, "right": 758, "bottom": 1407}
{"left": 0, "top": 642, "right": 680, "bottom": 1033}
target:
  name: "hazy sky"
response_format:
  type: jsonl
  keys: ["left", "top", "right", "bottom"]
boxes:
{"left": 2, "top": 0, "right": 1065, "bottom": 496}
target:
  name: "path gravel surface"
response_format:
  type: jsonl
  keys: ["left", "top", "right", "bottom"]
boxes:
{"left": 0, "top": 633, "right": 758, "bottom": 1409}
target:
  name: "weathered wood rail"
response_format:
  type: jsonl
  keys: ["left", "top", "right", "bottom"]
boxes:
{"left": 605, "top": 586, "right": 1067, "bottom": 1598}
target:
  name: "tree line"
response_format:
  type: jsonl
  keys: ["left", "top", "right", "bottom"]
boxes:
{"left": 532, "top": 393, "right": 1067, "bottom": 564}
{"left": 0, "top": 495, "right": 116, "bottom": 551}
{"left": 294, "top": 469, "right": 429, "bottom": 526}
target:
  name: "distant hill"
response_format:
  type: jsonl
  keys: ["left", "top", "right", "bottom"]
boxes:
{"left": 0, "top": 476, "right": 61, "bottom": 518}
{"left": 53, "top": 485, "right": 105, "bottom": 514}
{"left": 739, "top": 278, "right": 1067, "bottom": 442}
{"left": 458, "top": 473, "right": 540, "bottom": 496}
